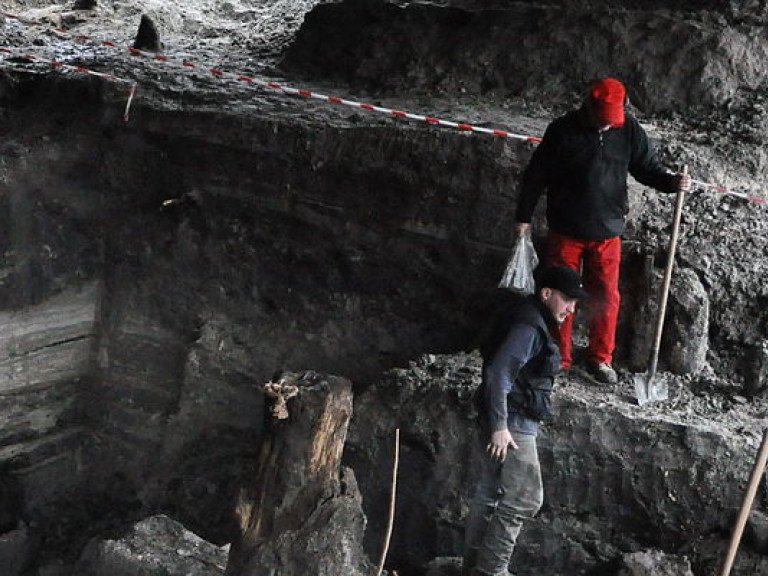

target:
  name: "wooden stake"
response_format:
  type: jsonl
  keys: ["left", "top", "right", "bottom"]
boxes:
{"left": 376, "top": 428, "right": 400, "bottom": 576}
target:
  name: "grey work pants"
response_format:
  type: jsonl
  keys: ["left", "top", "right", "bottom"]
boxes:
{"left": 464, "top": 432, "right": 543, "bottom": 576}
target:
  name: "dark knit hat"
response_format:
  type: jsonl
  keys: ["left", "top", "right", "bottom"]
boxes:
{"left": 589, "top": 77, "right": 626, "bottom": 127}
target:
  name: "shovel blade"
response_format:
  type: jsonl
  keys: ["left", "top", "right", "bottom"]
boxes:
{"left": 633, "top": 372, "right": 669, "bottom": 406}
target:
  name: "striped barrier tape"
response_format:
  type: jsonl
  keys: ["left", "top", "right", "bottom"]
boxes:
{"left": 691, "top": 179, "right": 765, "bottom": 205}
{"left": 1, "top": 11, "right": 765, "bottom": 204}
{"left": 2, "top": 11, "right": 46, "bottom": 26}
{"left": 51, "top": 30, "right": 543, "bottom": 143}
{"left": 0, "top": 46, "right": 137, "bottom": 121}
{"left": 2, "top": 12, "right": 538, "bottom": 142}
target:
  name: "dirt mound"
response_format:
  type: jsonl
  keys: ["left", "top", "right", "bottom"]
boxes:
{"left": 282, "top": 1, "right": 768, "bottom": 115}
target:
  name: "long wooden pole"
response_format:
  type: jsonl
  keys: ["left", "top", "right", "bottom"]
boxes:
{"left": 720, "top": 429, "right": 768, "bottom": 576}
{"left": 376, "top": 428, "right": 400, "bottom": 576}
{"left": 646, "top": 165, "right": 688, "bottom": 382}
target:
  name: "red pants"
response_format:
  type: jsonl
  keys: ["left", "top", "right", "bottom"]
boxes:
{"left": 546, "top": 231, "right": 621, "bottom": 369}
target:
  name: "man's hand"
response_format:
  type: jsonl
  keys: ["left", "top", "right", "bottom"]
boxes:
{"left": 487, "top": 428, "right": 518, "bottom": 462}
{"left": 515, "top": 222, "right": 531, "bottom": 236}
{"left": 675, "top": 170, "right": 692, "bottom": 193}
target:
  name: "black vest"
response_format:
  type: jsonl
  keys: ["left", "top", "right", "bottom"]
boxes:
{"left": 479, "top": 292, "right": 561, "bottom": 421}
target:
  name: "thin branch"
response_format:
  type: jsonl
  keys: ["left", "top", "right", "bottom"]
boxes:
{"left": 376, "top": 428, "right": 400, "bottom": 576}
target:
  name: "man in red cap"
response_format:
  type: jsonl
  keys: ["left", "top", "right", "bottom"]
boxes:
{"left": 514, "top": 77, "right": 691, "bottom": 384}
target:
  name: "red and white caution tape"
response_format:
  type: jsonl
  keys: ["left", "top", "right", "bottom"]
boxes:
{"left": 2, "top": 11, "right": 45, "bottom": 26}
{"left": 137, "top": 52, "right": 544, "bottom": 143}
{"left": 81, "top": 42, "right": 545, "bottom": 142}
{"left": 1, "top": 12, "right": 766, "bottom": 204}
{"left": 0, "top": 46, "right": 138, "bottom": 121}
{"left": 692, "top": 179, "right": 766, "bottom": 205}
{"left": 257, "top": 81, "right": 541, "bottom": 142}
{"left": 122, "top": 82, "right": 138, "bottom": 122}
{"left": 0, "top": 46, "right": 126, "bottom": 82}
{"left": 4, "top": 13, "right": 541, "bottom": 143}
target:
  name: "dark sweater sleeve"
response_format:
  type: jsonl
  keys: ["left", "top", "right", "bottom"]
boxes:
{"left": 484, "top": 323, "right": 542, "bottom": 432}
{"left": 516, "top": 123, "right": 560, "bottom": 223}
{"left": 628, "top": 120, "right": 677, "bottom": 193}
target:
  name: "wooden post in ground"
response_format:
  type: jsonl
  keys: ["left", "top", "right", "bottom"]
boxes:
{"left": 226, "top": 372, "right": 362, "bottom": 576}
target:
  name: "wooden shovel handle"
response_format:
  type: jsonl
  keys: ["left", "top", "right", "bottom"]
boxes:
{"left": 647, "top": 165, "right": 688, "bottom": 376}
{"left": 720, "top": 429, "right": 768, "bottom": 575}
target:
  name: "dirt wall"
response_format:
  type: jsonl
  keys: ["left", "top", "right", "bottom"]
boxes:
{"left": 283, "top": 1, "right": 768, "bottom": 114}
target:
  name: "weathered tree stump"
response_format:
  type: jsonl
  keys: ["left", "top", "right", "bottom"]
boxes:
{"left": 226, "top": 371, "right": 373, "bottom": 576}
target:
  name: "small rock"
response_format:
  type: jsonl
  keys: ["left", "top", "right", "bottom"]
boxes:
{"left": 74, "top": 515, "right": 226, "bottom": 575}
{"left": 745, "top": 340, "right": 768, "bottom": 397}
{"left": 745, "top": 510, "right": 768, "bottom": 553}
{"left": 72, "top": 0, "right": 96, "bottom": 9}
{"left": 133, "top": 14, "right": 162, "bottom": 52}
{"left": 424, "top": 556, "right": 463, "bottom": 576}
{"left": 618, "top": 549, "right": 694, "bottom": 575}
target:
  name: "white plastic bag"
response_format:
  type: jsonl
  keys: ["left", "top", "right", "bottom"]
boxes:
{"left": 498, "top": 234, "right": 538, "bottom": 294}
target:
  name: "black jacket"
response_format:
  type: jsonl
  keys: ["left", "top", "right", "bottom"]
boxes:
{"left": 516, "top": 107, "right": 677, "bottom": 240}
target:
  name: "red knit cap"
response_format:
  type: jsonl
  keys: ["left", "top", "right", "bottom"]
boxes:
{"left": 589, "top": 77, "right": 626, "bottom": 127}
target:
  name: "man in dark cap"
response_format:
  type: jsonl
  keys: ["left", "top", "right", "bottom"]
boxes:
{"left": 515, "top": 77, "right": 691, "bottom": 384}
{"left": 464, "top": 266, "right": 588, "bottom": 576}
